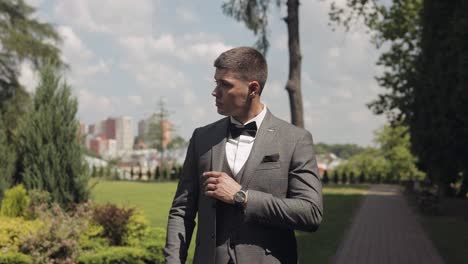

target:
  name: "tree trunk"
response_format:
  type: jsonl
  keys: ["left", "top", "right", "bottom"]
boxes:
{"left": 285, "top": 0, "right": 304, "bottom": 128}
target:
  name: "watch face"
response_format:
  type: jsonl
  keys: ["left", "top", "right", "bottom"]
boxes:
{"left": 234, "top": 190, "right": 246, "bottom": 203}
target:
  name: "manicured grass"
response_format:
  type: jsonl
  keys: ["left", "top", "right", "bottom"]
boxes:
{"left": 297, "top": 184, "right": 368, "bottom": 263}
{"left": 91, "top": 180, "right": 178, "bottom": 228}
{"left": 92, "top": 180, "right": 368, "bottom": 263}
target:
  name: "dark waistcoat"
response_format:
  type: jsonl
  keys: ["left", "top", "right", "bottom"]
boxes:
{"left": 215, "top": 154, "right": 247, "bottom": 264}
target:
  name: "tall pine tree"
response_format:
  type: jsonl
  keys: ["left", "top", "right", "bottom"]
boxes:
{"left": 16, "top": 65, "right": 89, "bottom": 208}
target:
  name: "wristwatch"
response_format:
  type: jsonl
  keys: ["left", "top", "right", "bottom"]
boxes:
{"left": 234, "top": 187, "right": 247, "bottom": 207}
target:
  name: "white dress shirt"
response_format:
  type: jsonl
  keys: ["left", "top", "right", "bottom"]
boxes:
{"left": 226, "top": 104, "right": 267, "bottom": 176}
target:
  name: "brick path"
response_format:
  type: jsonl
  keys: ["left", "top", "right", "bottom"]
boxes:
{"left": 333, "top": 184, "right": 444, "bottom": 264}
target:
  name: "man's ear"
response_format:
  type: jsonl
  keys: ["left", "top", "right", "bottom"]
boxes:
{"left": 248, "top": 81, "right": 261, "bottom": 96}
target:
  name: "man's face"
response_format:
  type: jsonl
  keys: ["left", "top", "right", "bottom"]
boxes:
{"left": 212, "top": 68, "right": 250, "bottom": 117}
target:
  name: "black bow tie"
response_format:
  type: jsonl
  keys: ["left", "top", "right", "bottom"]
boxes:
{"left": 229, "top": 122, "right": 257, "bottom": 138}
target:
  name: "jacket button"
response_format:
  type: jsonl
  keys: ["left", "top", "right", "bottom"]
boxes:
{"left": 211, "top": 233, "right": 215, "bottom": 239}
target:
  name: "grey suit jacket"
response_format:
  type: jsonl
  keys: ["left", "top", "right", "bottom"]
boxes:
{"left": 164, "top": 110, "right": 323, "bottom": 264}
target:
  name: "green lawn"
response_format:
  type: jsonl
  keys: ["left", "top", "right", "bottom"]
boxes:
{"left": 92, "top": 180, "right": 367, "bottom": 263}
{"left": 407, "top": 196, "right": 468, "bottom": 264}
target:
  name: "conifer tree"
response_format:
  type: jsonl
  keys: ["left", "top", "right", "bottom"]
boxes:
{"left": 16, "top": 65, "right": 89, "bottom": 208}
{"left": 155, "top": 166, "right": 160, "bottom": 181}
{"left": 322, "top": 170, "right": 329, "bottom": 184}
{"left": 333, "top": 171, "right": 339, "bottom": 184}
{"left": 0, "top": 114, "right": 16, "bottom": 199}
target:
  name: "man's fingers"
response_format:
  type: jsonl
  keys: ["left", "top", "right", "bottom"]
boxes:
{"left": 203, "top": 177, "right": 218, "bottom": 186}
{"left": 204, "top": 183, "right": 217, "bottom": 191}
{"left": 203, "top": 171, "right": 223, "bottom": 178}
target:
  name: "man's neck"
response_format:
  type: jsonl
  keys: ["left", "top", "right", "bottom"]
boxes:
{"left": 232, "top": 102, "right": 264, "bottom": 124}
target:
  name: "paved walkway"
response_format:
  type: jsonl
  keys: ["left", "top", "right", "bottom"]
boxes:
{"left": 333, "top": 184, "right": 444, "bottom": 264}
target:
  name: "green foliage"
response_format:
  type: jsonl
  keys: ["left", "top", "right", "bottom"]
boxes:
{"left": 0, "top": 0, "right": 63, "bottom": 106}
{"left": 92, "top": 203, "right": 135, "bottom": 246}
{"left": 78, "top": 246, "right": 153, "bottom": 264}
{"left": 20, "top": 203, "right": 91, "bottom": 263}
{"left": 123, "top": 209, "right": 150, "bottom": 246}
{"left": 0, "top": 253, "right": 32, "bottom": 264}
{"left": 334, "top": 122, "right": 424, "bottom": 182}
{"left": 334, "top": 148, "right": 389, "bottom": 182}
{"left": 0, "top": 184, "right": 30, "bottom": 217}
{"left": 16, "top": 65, "right": 90, "bottom": 208}
{"left": 329, "top": 0, "right": 468, "bottom": 195}
{"left": 222, "top": 0, "right": 280, "bottom": 54}
{"left": 0, "top": 114, "right": 16, "bottom": 200}
{"left": 375, "top": 122, "right": 425, "bottom": 181}
{"left": 314, "top": 143, "right": 366, "bottom": 159}
{"left": 0, "top": 216, "right": 43, "bottom": 253}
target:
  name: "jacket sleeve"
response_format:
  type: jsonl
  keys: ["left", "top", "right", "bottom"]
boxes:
{"left": 164, "top": 129, "right": 199, "bottom": 264}
{"left": 243, "top": 131, "right": 323, "bottom": 232}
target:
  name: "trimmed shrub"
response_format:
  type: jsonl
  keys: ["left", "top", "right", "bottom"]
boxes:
{"left": 0, "top": 185, "right": 30, "bottom": 217}
{"left": 78, "top": 247, "right": 151, "bottom": 264}
{"left": 0, "top": 217, "right": 44, "bottom": 253}
{"left": 141, "top": 228, "right": 166, "bottom": 264}
{"left": 92, "top": 203, "right": 134, "bottom": 246}
{"left": 0, "top": 253, "right": 32, "bottom": 264}
{"left": 20, "top": 203, "right": 90, "bottom": 263}
{"left": 123, "top": 209, "right": 150, "bottom": 246}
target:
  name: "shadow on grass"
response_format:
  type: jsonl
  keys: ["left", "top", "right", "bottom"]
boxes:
{"left": 297, "top": 191, "right": 366, "bottom": 264}
{"left": 407, "top": 194, "right": 468, "bottom": 264}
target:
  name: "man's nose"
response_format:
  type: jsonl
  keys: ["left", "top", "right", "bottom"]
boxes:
{"left": 211, "top": 87, "right": 218, "bottom": 97}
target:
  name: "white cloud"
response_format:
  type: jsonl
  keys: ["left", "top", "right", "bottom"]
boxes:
{"left": 18, "top": 62, "right": 39, "bottom": 93}
{"left": 77, "top": 89, "right": 115, "bottom": 119}
{"left": 57, "top": 26, "right": 93, "bottom": 63}
{"left": 119, "top": 33, "right": 233, "bottom": 63}
{"left": 54, "top": 0, "right": 155, "bottom": 36}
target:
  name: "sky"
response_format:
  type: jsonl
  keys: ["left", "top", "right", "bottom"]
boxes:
{"left": 20, "top": 0, "right": 386, "bottom": 146}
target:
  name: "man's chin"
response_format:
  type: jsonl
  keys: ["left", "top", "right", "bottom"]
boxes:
{"left": 216, "top": 108, "right": 228, "bottom": 116}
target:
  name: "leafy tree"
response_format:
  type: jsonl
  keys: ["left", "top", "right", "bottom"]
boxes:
{"left": 0, "top": 0, "right": 63, "bottom": 135}
{"left": 166, "top": 135, "right": 187, "bottom": 150}
{"left": 0, "top": 113, "right": 16, "bottom": 199}
{"left": 329, "top": 0, "right": 467, "bottom": 197}
{"left": 314, "top": 143, "right": 365, "bottom": 159}
{"left": 222, "top": 0, "right": 305, "bottom": 127}
{"left": 374, "top": 121, "right": 425, "bottom": 181}
{"left": 16, "top": 65, "right": 89, "bottom": 208}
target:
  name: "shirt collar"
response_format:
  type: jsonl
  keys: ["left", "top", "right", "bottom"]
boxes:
{"left": 230, "top": 103, "right": 267, "bottom": 130}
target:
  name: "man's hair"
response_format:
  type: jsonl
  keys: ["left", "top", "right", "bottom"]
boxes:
{"left": 214, "top": 47, "right": 268, "bottom": 94}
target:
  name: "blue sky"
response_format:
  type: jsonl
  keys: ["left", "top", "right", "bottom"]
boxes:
{"left": 20, "top": 0, "right": 386, "bottom": 146}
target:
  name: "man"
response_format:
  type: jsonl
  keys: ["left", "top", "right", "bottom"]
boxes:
{"left": 164, "top": 47, "right": 322, "bottom": 264}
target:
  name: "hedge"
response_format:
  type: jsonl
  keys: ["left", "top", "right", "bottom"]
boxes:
{"left": 0, "top": 253, "right": 32, "bottom": 264}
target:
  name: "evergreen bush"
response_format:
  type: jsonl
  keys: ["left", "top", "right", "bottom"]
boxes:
{"left": 0, "top": 185, "right": 30, "bottom": 217}
{"left": 17, "top": 65, "right": 89, "bottom": 208}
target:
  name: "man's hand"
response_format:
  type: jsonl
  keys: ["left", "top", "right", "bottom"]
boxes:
{"left": 203, "top": 171, "right": 241, "bottom": 204}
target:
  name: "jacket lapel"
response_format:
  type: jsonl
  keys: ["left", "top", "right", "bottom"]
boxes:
{"left": 240, "top": 110, "right": 277, "bottom": 187}
{"left": 210, "top": 119, "right": 229, "bottom": 172}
